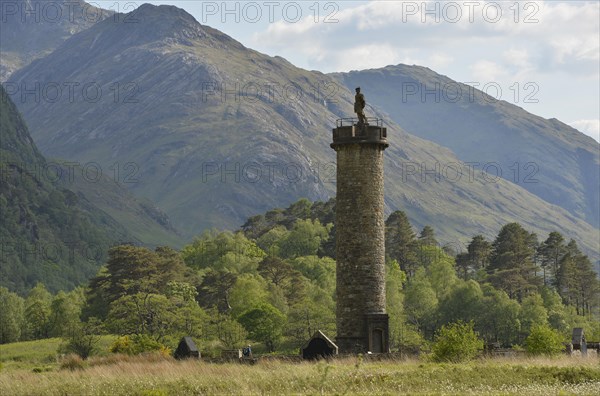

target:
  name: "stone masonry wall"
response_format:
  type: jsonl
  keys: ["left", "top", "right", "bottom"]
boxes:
{"left": 335, "top": 142, "right": 386, "bottom": 352}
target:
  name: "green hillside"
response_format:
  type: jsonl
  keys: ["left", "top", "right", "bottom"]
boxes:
{"left": 0, "top": 85, "right": 131, "bottom": 293}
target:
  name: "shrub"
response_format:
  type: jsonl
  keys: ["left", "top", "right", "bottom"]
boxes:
{"left": 60, "top": 320, "right": 102, "bottom": 359}
{"left": 60, "top": 354, "right": 86, "bottom": 371}
{"left": 525, "top": 324, "right": 565, "bottom": 356}
{"left": 109, "top": 334, "right": 166, "bottom": 355}
{"left": 431, "top": 321, "right": 484, "bottom": 362}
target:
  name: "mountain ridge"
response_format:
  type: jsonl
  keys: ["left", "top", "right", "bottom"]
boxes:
{"left": 5, "top": 3, "right": 599, "bottom": 261}
{"left": 331, "top": 64, "right": 600, "bottom": 228}
{"left": 0, "top": 0, "right": 113, "bottom": 80}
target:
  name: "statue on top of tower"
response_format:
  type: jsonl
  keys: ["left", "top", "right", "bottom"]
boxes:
{"left": 354, "top": 87, "right": 367, "bottom": 125}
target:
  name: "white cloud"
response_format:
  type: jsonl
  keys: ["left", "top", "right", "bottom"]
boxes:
{"left": 469, "top": 60, "right": 509, "bottom": 82}
{"left": 569, "top": 119, "right": 600, "bottom": 142}
{"left": 332, "top": 44, "right": 404, "bottom": 72}
{"left": 244, "top": 1, "right": 598, "bottom": 124}
{"left": 503, "top": 49, "right": 532, "bottom": 70}
{"left": 429, "top": 53, "right": 454, "bottom": 69}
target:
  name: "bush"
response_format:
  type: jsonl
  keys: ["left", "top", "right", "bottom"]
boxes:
{"left": 525, "top": 324, "right": 565, "bottom": 356}
{"left": 60, "top": 354, "right": 86, "bottom": 371}
{"left": 431, "top": 321, "right": 484, "bottom": 362}
{"left": 109, "top": 334, "right": 167, "bottom": 355}
{"left": 60, "top": 320, "right": 102, "bottom": 359}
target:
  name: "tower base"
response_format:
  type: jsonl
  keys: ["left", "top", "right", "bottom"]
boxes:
{"left": 336, "top": 313, "right": 390, "bottom": 354}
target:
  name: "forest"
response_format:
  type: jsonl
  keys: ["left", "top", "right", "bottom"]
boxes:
{"left": 1, "top": 198, "right": 599, "bottom": 359}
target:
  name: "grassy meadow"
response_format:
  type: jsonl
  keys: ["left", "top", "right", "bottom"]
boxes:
{"left": 1, "top": 339, "right": 600, "bottom": 395}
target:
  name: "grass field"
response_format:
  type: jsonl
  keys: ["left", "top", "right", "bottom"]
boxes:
{"left": 1, "top": 354, "right": 599, "bottom": 395}
{"left": 1, "top": 338, "right": 600, "bottom": 395}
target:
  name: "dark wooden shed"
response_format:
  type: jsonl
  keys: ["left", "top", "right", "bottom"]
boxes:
{"left": 174, "top": 336, "right": 200, "bottom": 359}
{"left": 301, "top": 330, "right": 338, "bottom": 360}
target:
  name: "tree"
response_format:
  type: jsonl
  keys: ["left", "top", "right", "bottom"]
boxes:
{"left": 385, "top": 211, "right": 418, "bottom": 277}
{"left": 438, "top": 280, "right": 483, "bottom": 326}
{"left": 418, "top": 225, "right": 437, "bottom": 247}
{"left": 468, "top": 235, "right": 492, "bottom": 270}
{"left": 210, "top": 313, "right": 247, "bottom": 349}
{"left": 277, "top": 219, "right": 330, "bottom": 259}
{"left": 228, "top": 274, "right": 270, "bottom": 317}
{"left": 457, "top": 235, "right": 492, "bottom": 279}
{"left": 404, "top": 268, "right": 438, "bottom": 337}
{"left": 238, "top": 303, "right": 286, "bottom": 352}
{"left": 291, "top": 256, "right": 336, "bottom": 292}
{"left": 478, "top": 285, "right": 521, "bottom": 346}
{"left": 525, "top": 324, "right": 564, "bottom": 355}
{"left": 182, "top": 231, "right": 265, "bottom": 273}
{"left": 431, "top": 321, "right": 484, "bottom": 362}
{"left": 86, "top": 245, "right": 193, "bottom": 319}
{"left": 539, "top": 287, "right": 569, "bottom": 333}
{"left": 49, "top": 288, "right": 85, "bottom": 337}
{"left": 285, "top": 280, "right": 335, "bottom": 344}
{"left": 519, "top": 293, "right": 548, "bottom": 335}
{"left": 196, "top": 269, "right": 237, "bottom": 313}
{"left": 258, "top": 256, "right": 295, "bottom": 287}
{"left": 60, "top": 319, "right": 103, "bottom": 359}
{"left": 556, "top": 245, "right": 600, "bottom": 317}
{"left": 426, "top": 249, "right": 458, "bottom": 299}
{"left": 537, "top": 232, "right": 566, "bottom": 286}
{"left": 106, "top": 293, "right": 178, "bottom": 342}
{"left": 487, "top": 223, "right": 540, "bottom": 300}
{"left": 386, "top": 259, "right": 409, "bottom": 351}
{"left": 256, "top": 226, "right": 288, "bottom": 257}
{"left": 571, "top": 254, "right": 600, "bottom": 317}
{"left": 24, "top": 283, "right": 52, "bottom": 339}
{"left": 0, "top": 287, "right": 24, "bottom": 343}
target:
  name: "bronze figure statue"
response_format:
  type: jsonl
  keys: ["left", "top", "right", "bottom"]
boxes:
{"left": 354, "top": 87, "right": 367, "bottom": 125}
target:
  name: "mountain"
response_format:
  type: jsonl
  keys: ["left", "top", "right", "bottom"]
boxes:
{"left": 0, "top": 0, "right": 112, "bottom": 80}
{"left": 332, "top": 65, "right": 600, "bottom": 228}
{"left": 55, "top": 160, "right": 184, "bottom": 248}
{"left": 6, "top": 4, "right": 599, "bottom": 260}
{"left": 0, "top": 84, "right": 130, "bottom": 293}
{"left": 0, "top": 83, "right": 183, "bottom": 294}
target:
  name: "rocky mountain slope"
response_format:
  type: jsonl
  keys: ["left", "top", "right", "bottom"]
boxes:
{"left": 6, "top": 4, "right": 599, "bottom": 259}
{"left": 0, "top": 0, "right": 112, "bottom": 80}
{"left": 332, "top": 65, "right": 600, "bottom": 228}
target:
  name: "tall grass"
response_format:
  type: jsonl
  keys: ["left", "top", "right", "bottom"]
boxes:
{"left": 1, "top": 354, "right": 599, "bottom": 395}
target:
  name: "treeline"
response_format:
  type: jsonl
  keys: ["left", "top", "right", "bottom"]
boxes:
{"left": 1, "top": 198, "right": 598, "bottom": 356}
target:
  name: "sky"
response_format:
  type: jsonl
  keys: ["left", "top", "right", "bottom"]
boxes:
{"left": 98, "top": 0, "right": 600, "bottom": 142}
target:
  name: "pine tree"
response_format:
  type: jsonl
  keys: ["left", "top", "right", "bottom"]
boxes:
{"left": 385, "top": 211, "right": 418, "bottom": 278}
{"left": 556, "top": 239, "right": 599, "bottom": 317}
{"left": 456, "top": 235, "right": 492, "bottom": 279}
{"left": 487, "top": 223, "right": 541, "bottom": 300}
{"left": 418, "top": 226, "right": 437, "bottom": 246}
{"left": 537, "top": 232, "right": 566, "bottom": 286}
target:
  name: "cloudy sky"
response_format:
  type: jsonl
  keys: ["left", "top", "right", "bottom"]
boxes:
{"left": 115, "top": 1, "right": 599, "bottom": 141}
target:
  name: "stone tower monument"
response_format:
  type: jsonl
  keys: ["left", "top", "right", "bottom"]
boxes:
{"left": 331, "top": 117, "right": 389, "bottom": 354}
